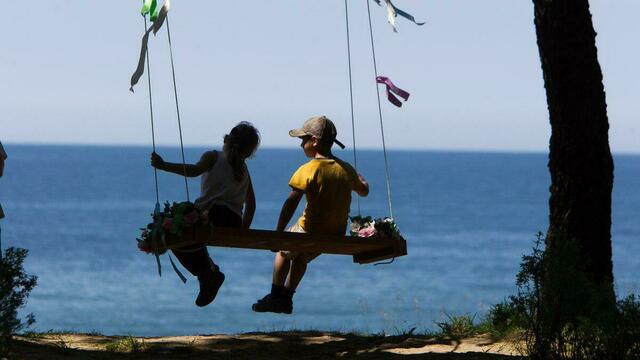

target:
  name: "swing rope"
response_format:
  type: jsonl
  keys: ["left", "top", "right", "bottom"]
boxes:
{"left": 161, "top": 15, "right": 191, "bottom": 283}
{"left": 365, "top": 0, "right": 394, "bottom": 220}
{"left": 141, "top": 12, "right": 189, "bottom": 281}
{"left": 143, "top": 15, "right": 163, "bottom": 275}
{"left": 365, "top": 0, "right": 398, "bottom": 266}
{"left": 165, "top": 16, "right": 190, "bottom": 202}
{"left": 143, "top": 16, "right": 160, "bottom": 205}
{"left": 344, "top": 0, "right": 361, "bottom": 216}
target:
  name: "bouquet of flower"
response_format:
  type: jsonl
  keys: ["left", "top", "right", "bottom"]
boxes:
{"left": 349, "top": 215, "right": 405, "bottom": 242}
{"left": 137, "top": 201, "right": 205, "bottom": 254}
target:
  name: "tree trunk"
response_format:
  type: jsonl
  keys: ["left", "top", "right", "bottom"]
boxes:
{"left": 532, "top": 0, "right": 614, "bottom": 293}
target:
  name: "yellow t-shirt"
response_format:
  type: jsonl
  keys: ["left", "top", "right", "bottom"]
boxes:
{"left": 289, "top": 158, "right": 359, "bottom": 235}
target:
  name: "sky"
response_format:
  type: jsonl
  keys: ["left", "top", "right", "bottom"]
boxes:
{"left": 1, "top": 1, "right": 638, "bottom": 153}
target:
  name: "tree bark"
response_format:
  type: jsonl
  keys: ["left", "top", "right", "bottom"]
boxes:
{"left": 532, "top": 0, "right": 614, "bottom": 291}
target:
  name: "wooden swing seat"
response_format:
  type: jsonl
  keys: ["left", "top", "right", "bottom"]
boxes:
{"left": 162, "top": 226, "right": 407, "bottom": 264}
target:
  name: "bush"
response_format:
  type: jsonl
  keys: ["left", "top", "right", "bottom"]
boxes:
{"left": 482, "top": 300, "right": 526, "bottom": 339}
{"left": 0, "top": 247, "right": 37, "bottom": 356}
{"left": 494, "top": 233, "right": 640, "bottom": 359}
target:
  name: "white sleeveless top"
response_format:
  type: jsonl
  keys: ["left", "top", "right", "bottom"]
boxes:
{"left": 194, "top": 150, "right": 250, "bottom": 217}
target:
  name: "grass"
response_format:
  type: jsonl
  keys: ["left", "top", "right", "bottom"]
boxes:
{"left": 21, "top": 329, "right": 104, "bottom": 340}
{"left": 256, "top": 311, "right": 508, "bottom": 342}
{"left": 435, "top": 313, "right": 482, "bottom": 340}
{"left": 104, "top": 335, "right": 147, "bottom": 353}
{"left": 430, "top": 309, "right": 524, "bottom": 343}
{"left": 53, "top": 336, "right": 71, "bottom": 353}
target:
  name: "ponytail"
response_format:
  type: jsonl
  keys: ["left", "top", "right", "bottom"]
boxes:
{"left": 223, "top": 122, "right": 260, "bottom": 182}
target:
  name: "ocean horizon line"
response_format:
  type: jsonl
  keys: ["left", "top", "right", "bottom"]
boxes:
{"left": 4, "top": 142, "right": 640, "bottom": 157}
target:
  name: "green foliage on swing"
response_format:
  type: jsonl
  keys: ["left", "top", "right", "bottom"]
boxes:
{"left": 349, "top": 215, "right": 405, "bottom": 242}
{"left": 137, "top": 201, "right": 205, "bottom": 254}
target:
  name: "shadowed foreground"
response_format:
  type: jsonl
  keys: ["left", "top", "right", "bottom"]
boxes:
{"left": 12, "top": 331, "right": 522, "bottom": 359}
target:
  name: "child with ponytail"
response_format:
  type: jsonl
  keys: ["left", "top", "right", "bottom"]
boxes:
{"left": 151, "top": 121, "right": 260, "bottom": 307}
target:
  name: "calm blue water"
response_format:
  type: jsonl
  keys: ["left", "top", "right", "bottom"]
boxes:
{"left": 0, "top": 145, "right": 638, "bottom": 336}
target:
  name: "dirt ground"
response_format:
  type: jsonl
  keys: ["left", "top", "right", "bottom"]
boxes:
{"left": 9, "top": 331, "right": 524, "bottom": 359}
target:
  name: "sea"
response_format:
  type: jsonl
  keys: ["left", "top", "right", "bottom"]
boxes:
{"left": 0, "top": 145, "right": 638, "bottom": 336}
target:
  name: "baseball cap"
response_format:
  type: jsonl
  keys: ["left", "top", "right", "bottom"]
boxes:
{"left": 289, "top": 116, "right": 346, "bottom": 149}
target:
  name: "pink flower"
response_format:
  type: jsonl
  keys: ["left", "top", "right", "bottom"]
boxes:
{"left": 163, "top": 218, "right": 173, "bottom": 231}
{"left": 137, "top": 242, "right": 152, "bottom": 254}
{"left": 358, "top": 226, "right": 376, "bottom": 238}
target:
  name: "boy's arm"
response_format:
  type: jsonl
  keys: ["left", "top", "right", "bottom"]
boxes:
{"left": 276, "top": 189, "right": 304, "bottom": 231}
{"left": 151, "top": 151, "right": 216, "bottom": 177}
{"left": 242, "top": 178, "right": 256, "bottom": 229}
{"left": 354, "top": 173, "right": 369, "bottom": 197}
{"left": 334, "top": 156, "right": 368, "bottom": 197}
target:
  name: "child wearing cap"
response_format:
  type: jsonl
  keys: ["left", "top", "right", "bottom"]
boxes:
{"left": 252, "top": 116, "right": 369, "bottom": 314}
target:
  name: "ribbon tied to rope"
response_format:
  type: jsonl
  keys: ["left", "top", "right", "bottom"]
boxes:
{"left": 130, "top": 0, "right": 171, "bottom": 92}
{"left": 376, "top": 76, "right": 410, "bottom": 107}
{"left": 150, "top": 202, "right": 188, "bottom": 283}
{"left": 372, "top": 0, "right": 425, "bottom": 33}
{"left": 141, "top": 0, "right": 162, "bottom": 21}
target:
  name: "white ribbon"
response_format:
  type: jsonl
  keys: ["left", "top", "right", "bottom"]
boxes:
{"left": 372, "top": 0, "right": 425, "bottom": 33}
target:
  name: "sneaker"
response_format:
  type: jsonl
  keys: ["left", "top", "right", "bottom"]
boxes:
{"left": 195, "top": 269, "right": 225, "bottom": 307}
{"left": 252, "top": 293, "right": 293, "bottom": 314}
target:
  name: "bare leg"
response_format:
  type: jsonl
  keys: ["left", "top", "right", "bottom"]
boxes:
{"left": 285, "top": 258, "right": 307, "bottom": 291}
{"left": 272, "top": 252, "right": 291, "bottom": 286}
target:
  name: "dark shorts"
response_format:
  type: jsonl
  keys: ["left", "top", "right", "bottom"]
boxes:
{"left": 207, "top": 204, "right": 242, "bottom": 228}
{"left": 171, "top": 204, "right": 241, "bottom": 277}
{"left": 176, "top": 204, "right": 241, "bottom": 252}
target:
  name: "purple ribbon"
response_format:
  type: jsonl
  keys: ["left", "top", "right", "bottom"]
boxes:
{"left": 376, "top": 76, "right": 410, "bottom": 107}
